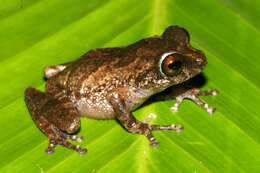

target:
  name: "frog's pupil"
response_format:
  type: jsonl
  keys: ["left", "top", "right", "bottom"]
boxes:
{"left": 168, "top": 61, "right": 182, "bottom": 70}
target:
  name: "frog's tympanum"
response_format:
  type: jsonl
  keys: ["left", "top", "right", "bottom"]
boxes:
{"left": 25, "top": 26, "right": 218, "bottom": 154}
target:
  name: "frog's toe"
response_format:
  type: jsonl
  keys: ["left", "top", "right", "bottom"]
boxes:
{"left": 170, "top": 104, "right": 180, "bottom": 113}
{"left": 50, "top": 136, "right": 87, "bottom": 154}
{"left": 45, "top": 143, "right": 55, "bottom": 154}
{"left": 75, "top": 136, "right": 84, "bottom": 142}
{"left": 144, "top": 123, "right": 183, "bottom": 147}
{"left": 69, "top": 135, "right": 83, "bottom": 142}
{"left": 204, "top": 104, "right": 216, "bottom": 114}
{"left": 50, "top": 128, "right": 87, "bottom": 154}
{"left": 77, "top": 146, "right": 87, "bottom": 155}
{"left": 45, "top": 148, "right": 54, "bottom": 154}
{"left": 150, "top": 140, "right": 160, "bottom": 147}
{"left": 59, "top": 130, "right": 84, "bottom": 143}
{"left": 198, "top": 89, "right": 218, "bottom": 96}
{"left": 171, "top": 124, "right": 184, "bottom": 132}
{"left": 151, "top": 124, "right": 183, "bottom": 132}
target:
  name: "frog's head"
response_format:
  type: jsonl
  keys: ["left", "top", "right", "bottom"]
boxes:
{"left": 128, "top": 25, "right": 207, "bottom": 91}
{"left": 133, "top": 26, "right": 208, "bottom": 91}
{"left": 157, "top": 26, "right": 207, "bottom": 85}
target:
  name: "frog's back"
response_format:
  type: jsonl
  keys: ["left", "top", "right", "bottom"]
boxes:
{"left": 66, "top": 47, "right": 137, "bottom": 94}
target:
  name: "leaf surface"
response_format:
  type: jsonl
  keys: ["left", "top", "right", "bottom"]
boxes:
{"left": 0, "top": 0, "right": 259, "bottom": 172}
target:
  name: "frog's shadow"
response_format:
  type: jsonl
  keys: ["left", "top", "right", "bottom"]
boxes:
{"left": 142, "top": 73, "right": 208, "bottom": 107}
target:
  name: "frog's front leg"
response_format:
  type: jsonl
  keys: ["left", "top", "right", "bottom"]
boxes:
{"left": 24, "top": 87, "right": 87, "bottom": 154}
{"left": 153, "top": 85, "right": 218, "bottom": 114}
{"left": 107, "top": 89, "right": 183, "bottom": 147}
{"left": 171, "top": 88, "right": 218, "bottom": 114}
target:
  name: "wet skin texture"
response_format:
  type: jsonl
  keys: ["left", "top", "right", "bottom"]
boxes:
{"left": 25, "top": 26, "right": 218, "bottom": 154}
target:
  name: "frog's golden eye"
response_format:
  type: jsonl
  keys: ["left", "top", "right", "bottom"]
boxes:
{"left": 160, "top": 52, "right": 184, "bottom": 76}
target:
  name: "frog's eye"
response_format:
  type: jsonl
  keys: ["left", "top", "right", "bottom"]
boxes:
{"left": 160, "top": 52, "right": 184, "bottom": 76}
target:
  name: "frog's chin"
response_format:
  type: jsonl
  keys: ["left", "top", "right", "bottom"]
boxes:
{"left": 183, "top": 70, "right": 203, "bottom": 84}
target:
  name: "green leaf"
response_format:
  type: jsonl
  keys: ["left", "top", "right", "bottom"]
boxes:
{"left": 0, "top": 0, "right": 259, "bottom": 172}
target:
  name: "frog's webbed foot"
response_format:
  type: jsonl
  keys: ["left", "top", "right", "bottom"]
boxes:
{"left": 147, "top": 123, "right": 183, "bottom": 146}
{"left": 140, "top": 113, "right": 183, "bottom": 146}
{"left": 108, "top": 90, "right": 183, "bottom": 147}
{"left": 171, "top": 88, "right": 218, "bottom": 114}
{"left": 25, "top": 87, "right": 87, "bottom": 154}
{"left": 44, "top": 125, "right": 86, "bottom": 154}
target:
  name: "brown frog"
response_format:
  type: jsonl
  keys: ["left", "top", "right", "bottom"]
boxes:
{"left": 25, "top": 26, "right": 218, "bottom": 154}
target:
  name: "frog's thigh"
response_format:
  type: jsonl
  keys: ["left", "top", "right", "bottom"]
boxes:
{"left": 25, "top": 87, "right": 86, "bottom": 154}
{"left": 44, "top": 62, "right": 72, "bottom": 78}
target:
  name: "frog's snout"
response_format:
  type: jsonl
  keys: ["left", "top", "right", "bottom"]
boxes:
{"left": 194, "top": 50, "right": 207, "bottom": 70}
{"left": 195, "top": 57, "right": 207, "bottom": 69}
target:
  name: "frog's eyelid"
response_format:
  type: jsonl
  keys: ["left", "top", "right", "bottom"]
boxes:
{"left": 159, "top": 52, "right": 178, "bottom": 76}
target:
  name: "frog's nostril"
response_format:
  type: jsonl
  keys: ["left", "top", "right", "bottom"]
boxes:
{"left": 194, "top": 56, "right": 207, "bottom": 70}
{"left": 195, "top": 58, "right": 202, "bottom": 65}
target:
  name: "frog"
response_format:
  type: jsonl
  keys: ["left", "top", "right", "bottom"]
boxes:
{"left": 25, "top": 25, "right": 218, "bottom": 154}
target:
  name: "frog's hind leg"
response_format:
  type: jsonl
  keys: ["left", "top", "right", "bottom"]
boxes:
{"left": 44, "top": 62, "right": 72, "bottom": 79}
{"left": 25, "top": 87, "right": 87, "bottom": 154}
{"left": 108, "top": 91, "right": 183, "bottom": 147}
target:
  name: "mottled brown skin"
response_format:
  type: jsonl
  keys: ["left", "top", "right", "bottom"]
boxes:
{"left": 25, "top": 26, "right": 218, "bottom": 154}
